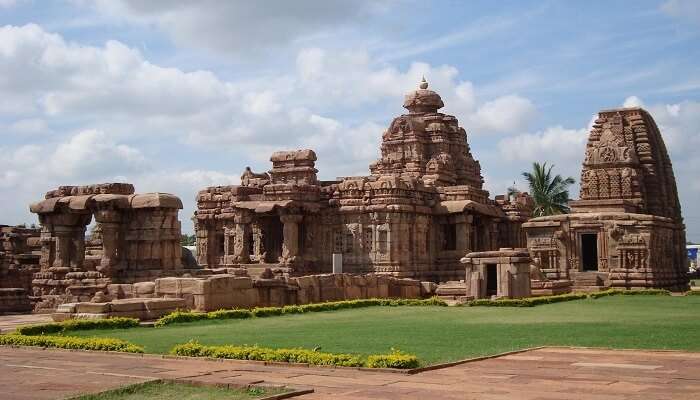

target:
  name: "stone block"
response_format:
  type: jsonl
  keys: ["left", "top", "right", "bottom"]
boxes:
{"left": 154, "top": 277, "right": 179, "bottom": 294}
{"left": 134, "top": 282, "right": 155, "bottom": 295}
{"left": 75, "top": 302, "right": 110, "bottom": 313}
{"left": 56, "top": 303, "right": 77, "bottom": 313}
{"left": 144, "top": 298, "right": 186, "bottom": 311}
{"left": 110, "top": 299, "right": 146, "bottom": 312}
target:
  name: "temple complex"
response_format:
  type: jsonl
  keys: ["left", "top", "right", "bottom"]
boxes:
{"left": 194, "top": 79, "right": 532, "bottom": 282}
{"left": 0, "top": 83, "right": 691, "bottom": 315}
{"left": 523, "top": 107, "right": 688, "bottom": 290}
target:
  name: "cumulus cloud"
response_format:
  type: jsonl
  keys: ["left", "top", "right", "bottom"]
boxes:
{"left": 661, "top": 0, "right": 700, "bottom": 25}
{"left": 623, "top": 95, "right": 644, "bottom": 108}
{"left": 470, "top": 95, "right": 536, "bottom": 134}
{"left": 84, "top": 0, "right": 388, "bottom": 54}
{"left": 498, "top": 125, "right": 588, "bottom": 164}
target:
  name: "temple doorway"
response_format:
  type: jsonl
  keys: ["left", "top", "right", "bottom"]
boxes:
{"left": 486, "top": 264, "right": 498, "bottom": 296}
{"left": 581, "top": 233, "right": 598, "bottom": 271}
{"left": 261, "top": 216, "right": 283, "bottom": 263}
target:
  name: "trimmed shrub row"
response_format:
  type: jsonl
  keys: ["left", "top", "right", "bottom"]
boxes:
{"left": 468, "top": 289, "right": 673, "bottom": 307}
{"left": 155, "top": 297, "right": 447, "bottom": 327}
{"left": 170, "top": 340, "right": 418, "bottom": 369}
{"left": 366, "top": 349, "right": 420, "bottom": 369}
{"left": 588, "top": 288, "right": 671, "bottom": 299}
{"left": 0, "top": 334, "right": 144, "bottom": 353}
{"left": 17, "top": 317, "right": 140, "bottom": 336}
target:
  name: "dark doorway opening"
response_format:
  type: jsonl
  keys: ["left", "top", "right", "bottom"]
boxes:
{"left": 486, "top": 264, "right": 498, "bottom": 296}
{"left": 581, "top": 233, "right": 598, "bottom": 271}
{"left": 262, "top": 217, "right": 283, "bottom": 263}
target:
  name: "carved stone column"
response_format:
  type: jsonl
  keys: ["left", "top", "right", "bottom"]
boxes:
{"left": 280, "top": 214, "right": 303, "bottom": 263}
{"left": 94, "top": 209, "right": 123, "bottom": 275}
{"left": 232, "top": 213, "right": 252, "bottom": 263}
{"left": 455, "top": 214, "right": 473, "bottom": 254}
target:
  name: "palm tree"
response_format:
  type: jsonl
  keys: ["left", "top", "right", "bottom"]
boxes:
{"left": 522, "top": 162, "right": 575, "bottom": 217}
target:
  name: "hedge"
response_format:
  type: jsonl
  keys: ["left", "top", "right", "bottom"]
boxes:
{"left": 155, "top": 297, "right": 447, "bottom": 327}
{"left": 366, "top": 349, "right": 419, "bottom": 369}
{"left": 0, "top": 334, "right": 144, "bottom": 353}
{"left": 170, "top": 340, "right": 418, "bottom": 369}
{"left": 685, "top": 290, "right": 700, "bottom": 296}
{"left": 468, "top": 289, "right": 671, "bottom": 307}
{"left": 17, "top": 317, "right": 140, "bottom": 336}
{"left": 588, "top": 288, "right": 671, "bottom": 299}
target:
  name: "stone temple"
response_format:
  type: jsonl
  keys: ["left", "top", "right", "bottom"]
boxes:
{"left": 194, "top": 79, "right": 532, "bottom": 282}
{"left": 523, "top": 107, "right": 688, "bottom": 291}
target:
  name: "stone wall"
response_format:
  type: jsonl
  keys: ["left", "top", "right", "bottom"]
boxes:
{"left": 152, "top": 273, "right": 427, "bottom": 312}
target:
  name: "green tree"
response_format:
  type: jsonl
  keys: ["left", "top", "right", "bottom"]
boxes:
{"left": 522, "top": 162, "right": 575, "bottom": 217}
{"left": 180, "top": 234, "right": 196, "bottom": 247}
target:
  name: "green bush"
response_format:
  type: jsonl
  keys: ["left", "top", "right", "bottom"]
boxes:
{"left": 468, "top": 289, "right": 671, "bottom": 307}
{"left": 685, "top": 290, "right": 700, "bottom": 296}
{"left": 251, "top": 307, "right": 284, "bottom": 317}
{"left": 589, "top": 289, "right": 671, "bottom": 299}
{"left": 366, "top": 349, "right": 419, "bottom": 369}
{"left": 170, "top": 340, "right": 419, "bottom": 369}
{"left": 206, "top": 309, "right": 253, "bottom": 320}
{"left": 154, "top": 297, "right": 447, "bottom": 327}
{"left": 281, "top": 305, "right": 305, "bottom": 314}
{"left": 153, "top": 310, "right": 209, "bottom": 327}
{"left": 17, "top": 317, "right": 140, "bottom": 336}
{"left": 0, "top": 334, "right": 144, "bottom": 353}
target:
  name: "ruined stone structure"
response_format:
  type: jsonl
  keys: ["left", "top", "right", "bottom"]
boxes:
{"left": 523, "top": 108, "right": 688, "bottom": 290}
{"left": 0, "top": 225, "right": 41, "bottom": 312}
{"left": 460, "top": 248, "right": 532, "bottom": 299}
{"left": 195, "top": 80, "right": 532, "bottom": 282}
{"left": 29, "top": 183, "right": 193, "bottom": 310}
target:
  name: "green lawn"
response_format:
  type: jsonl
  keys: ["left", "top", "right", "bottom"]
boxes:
{"left": 71, "top": 296, "right": 700, "bottom": 366}
{"left": 69, "top": 381, "right": 287, "bottom": 400}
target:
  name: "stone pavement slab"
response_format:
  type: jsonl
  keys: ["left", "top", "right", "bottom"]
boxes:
{"left": 0, "top": 314, "right": 52, "bottom": 334}
{"left": 1, "top": 346, "right": 699, "bottom": 399}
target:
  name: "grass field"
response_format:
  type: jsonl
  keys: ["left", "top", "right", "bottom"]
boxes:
{"left": 71, "top": 296, "right": 700, "bottom": 366}
{"left": 69, "top": 381, "right": 287, "bottom": 400}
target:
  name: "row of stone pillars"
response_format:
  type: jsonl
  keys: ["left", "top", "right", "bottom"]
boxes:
{"left": 220, "top": 213, "right": 303, "bottom": 265}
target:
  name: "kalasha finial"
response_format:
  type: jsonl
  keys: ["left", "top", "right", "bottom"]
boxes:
{"left": 419, "top": 76, "right": 428, "bottom": 89}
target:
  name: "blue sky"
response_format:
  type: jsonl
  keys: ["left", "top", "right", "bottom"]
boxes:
{"left": 1, "top": 0, "right": 699, "bottom": 240}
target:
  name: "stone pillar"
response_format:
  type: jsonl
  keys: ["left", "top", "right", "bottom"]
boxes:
{"left": 94, "top": 209, "right": 123, "bottom": 275}
{"left": 455, "top": 214, "right": 473, "bottom": 254}
{"left": 281, "top": 214, "right": 303, "bottom": 263}
{"left": 232, "top": 213, "right": 252, "bottom": 263}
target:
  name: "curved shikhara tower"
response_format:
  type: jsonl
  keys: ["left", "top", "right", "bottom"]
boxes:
{"left": 524, "top": 107, "right": 688, "bottom": 290}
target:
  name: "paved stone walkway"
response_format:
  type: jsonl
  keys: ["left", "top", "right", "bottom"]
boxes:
{"left": 1, "top": 346, "right": 699, "bottom": 399}
{"left": 0, "top": 314, "right": 52, "bottom": 334}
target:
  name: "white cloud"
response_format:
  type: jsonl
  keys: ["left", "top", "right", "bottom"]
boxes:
{"left": 661, "top": 0, "right": 700, "bottom": 25}
{"left": 470, "top": 95, "right": 536, "bottom": 134}
{"left": 85, "top": 0, "right": 387, "bottom": 54}
{"left": 623, "top": 95, "right": 645, "bottom": 108}
{"left": 498, "top": 125, "right": 588, "bottom": 164}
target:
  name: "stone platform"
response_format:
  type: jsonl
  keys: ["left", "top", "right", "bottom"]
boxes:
{"left": 1, "top": 346, "right": 698, "bottom": 399}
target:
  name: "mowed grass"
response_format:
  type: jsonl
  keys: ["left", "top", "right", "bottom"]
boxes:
{"left": 71, "top": 296, "right": 700, "bottom": 365}
{"left": 69, "top": 381, "right": 286, "bottom": 400}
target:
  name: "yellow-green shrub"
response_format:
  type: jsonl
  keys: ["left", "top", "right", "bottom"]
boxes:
{"left": 366, "top": 349, "right": 419, "bottom": 369}
{"left": 589, "top": 288, "right": 671, "bottom": 299}
{"left": 17, "top": 317, "right": 140, "bottom": 336}
{"left": 170, "top": 341, "right": 419, "bottom": 369}
{"left": 0, "top": 334, "right": 144, "bottom": 353}
{"left": 155, "top": 297, "right": 447, "bottom": 327}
